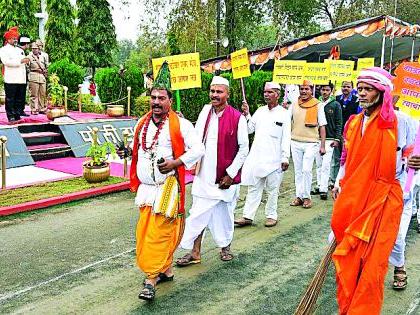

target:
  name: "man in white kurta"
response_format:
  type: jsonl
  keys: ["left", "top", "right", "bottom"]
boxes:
{"left": 122, "top": 80, "right": 205, "bottom": 301}
{"left": 177, "top": 76, "right": 249, "bottom": 264}
{"left": 235, "top": 82, "right": 291, "bottom": 227}
{"left": 290, "top": 80, "right": 327, "bottom": 209}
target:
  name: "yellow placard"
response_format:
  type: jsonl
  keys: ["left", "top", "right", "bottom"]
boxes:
{"left": 273, "top": 60, "right": 307, "bottom": 84}
{"left": 303, "top": 63, "right": 331, "bottom": 85}
{"left": 327, "top": 60, "right": 355, "bottom": 83}
{"left": 397, "top": 96, "right": 420, "bottom": 119}
{"left": 152, "top": 53, "right": 201, "bottom": 90}
{"left": 357, "top": 58, "right": 375, "bottom": 71}
{"left": 231, "top": 48, "right": 251, "bottom": 79}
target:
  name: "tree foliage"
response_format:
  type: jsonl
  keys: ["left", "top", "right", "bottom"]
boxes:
{"left": 0, "top": 0, "right": 40, "bottom": 39}
{"left": 45, "top": 0, "right": 75, "bottom": 62}
{"left": 75, "top": 0, "right": 117, "bottom": 73}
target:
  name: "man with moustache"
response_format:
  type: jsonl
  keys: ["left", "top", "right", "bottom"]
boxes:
{"left": 235, "top": 82, "right": 291, "bottom": 227}
{"left": 0, "top": 27, "right": 30, "bottom": 122}
{"left": 289, "top": 80, "right": 327, "bottom": 209}
{"left": 330, "top": 67, "right": 417, "bottom": 314}
{"left": 177, "top": 76, "right": 249, "bottom": 265}
{"left": 118, "top": 62, "right": 204, "bottom": 300}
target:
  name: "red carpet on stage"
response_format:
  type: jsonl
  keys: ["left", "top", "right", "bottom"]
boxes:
{"left": 0, "top": 106, "right": 132, "bottom": 125}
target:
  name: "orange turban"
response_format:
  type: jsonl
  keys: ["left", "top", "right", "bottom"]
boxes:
{"left": 4, "top": 26, "right": 19, "bottom": 40}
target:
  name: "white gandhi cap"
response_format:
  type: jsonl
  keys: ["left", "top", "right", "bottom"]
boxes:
{"left": 264, "top": 82, "right": 281, "bottom": 90}
{"left": 210, "top": 76, "right": 230, "bottom": 87}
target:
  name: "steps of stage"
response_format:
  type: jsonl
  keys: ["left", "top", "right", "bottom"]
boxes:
{"left": 27, "top": 143, "right": 72, "bottom": 162}
{"left": 18, "top": 124, "right": 73, "bottom": 162}
{"left": 21, "top": 131, "right": 62, "bottom": 145}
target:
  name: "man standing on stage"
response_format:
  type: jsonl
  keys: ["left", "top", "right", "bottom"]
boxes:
{"left": 28, "top": 42, "right": 48, "bottom": 115}
{"left": 119, "top": 62, "right": 204, "bottom": 301}
{"left": 177, "top": 76, "right": 249, "bottom": 265}
{"left": 289, "top": 80, "right": 327, "bottom": 209}
{"left": 0, "top": 27, "right": 30, "bottom": 123}
{"left": 235, "top": 81, "right": 291, "bottom": 227}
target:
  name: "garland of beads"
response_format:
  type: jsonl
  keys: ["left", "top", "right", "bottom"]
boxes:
{"left": 141, "top": 113, "right": 168, "bottom": 152}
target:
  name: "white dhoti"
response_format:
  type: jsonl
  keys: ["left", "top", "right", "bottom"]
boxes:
{"left": 291, "top": 140, "right": 318, "bottom": 199}
{"left": 315, "top": 140, "right": 334, "bottom": 192}
{"left": 180, "top": 196, "right": 237, "bottom": 249}
{"left": 242, "top": 169, "right": 283, "bottom": 220}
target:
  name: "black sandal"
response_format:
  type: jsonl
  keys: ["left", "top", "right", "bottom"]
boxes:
{"left": 393, "top": 269, "right": 407, "bottom": 290}
{"left": 156, "top": 273, "right": 174, "bottom": 284}
{"left": 143, "top": 273, "right": 174, "bottom": 286}
{"left": 138, "top": 283, "right": 156, "bottom": 301}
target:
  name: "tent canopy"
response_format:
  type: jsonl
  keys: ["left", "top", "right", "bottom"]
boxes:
{"left": 201, "top": 15, "right": 420, "bottom": 73}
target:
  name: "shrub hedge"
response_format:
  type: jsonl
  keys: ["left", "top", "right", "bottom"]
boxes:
{"left": 94, "top": 65, "right": 145, "bottom": 112}
{"left": 178, "top": 70, "right": 275, "bottom": 122}
{"left": 48, "top": 59, "right": 85, "bottom": 93}
{"left": 130, "top": 70, "right": 276, "bottom": 122}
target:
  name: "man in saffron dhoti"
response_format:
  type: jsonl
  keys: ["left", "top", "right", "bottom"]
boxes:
{"left": 121, "top": 62, "right": 204, "bottom": 301}
{"left": 235, "top": 81, "right": 291, "bottom": 227}
{"left": 176, "top": 76, "right": 249, "bottom": 265}
{"left": 331, "top": 67, "right": 417, "bottom": 314}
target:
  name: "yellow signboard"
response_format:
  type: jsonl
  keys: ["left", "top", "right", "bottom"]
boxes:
{"left": 303, "top": 63, "right": 330, "bottom": 85}
{"left": 397, "top": 96, "right": 420, "bottom": 119}
{"left": 273, "top": 60, "right": 307, "bottom": 85}
{"left": 231, "top": 48, "right": 251, "bottom": 79}
{"left": 357, "top": 58, "right": 375, "bottom": 71}
{"left": 327, "top": 60, "right": 355, "bottom": 83}
{"left": 152, "top": 53, "right": 201, "bottom": 90}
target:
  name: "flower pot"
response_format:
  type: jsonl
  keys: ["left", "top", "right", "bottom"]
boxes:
{"left": 83, "top": 162, "right": 111, "bottom": 183}
{"left": 107, "top": 105, "right": 124, "bottom": 117}
{"left": 46, "top": 107, "right": 66, "bottom": 120}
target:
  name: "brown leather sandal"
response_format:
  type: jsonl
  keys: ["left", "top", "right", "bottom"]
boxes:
{"left": 290, "top": 197, "right": 303, "bottom": 206}
{"left": 302, "top": 198, "right": 312, "bottom": 208}
{"left": 393, "top": 269, "right": 407, "bottom": 290}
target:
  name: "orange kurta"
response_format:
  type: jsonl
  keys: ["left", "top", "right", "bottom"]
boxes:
{"left": 131, "top": 110, "right": 186, "bottom": 279}
{"left": 331, "top": 109, "right": 403, "bottom": 315}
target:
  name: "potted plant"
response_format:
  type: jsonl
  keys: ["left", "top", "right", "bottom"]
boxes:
{"left": 83, "top": 140, "right": 116, "bottom": 183}
{"left": 46, "top": 73, "right": 66, "bottom": 120}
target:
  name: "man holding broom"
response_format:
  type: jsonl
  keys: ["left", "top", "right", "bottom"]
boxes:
{"left": 330, "top": 67, "right": 417, "bottom": 314}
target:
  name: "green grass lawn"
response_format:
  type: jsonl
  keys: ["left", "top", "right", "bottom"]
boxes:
{"left": 0, "top": 176, "right": 128, "bottom": 208}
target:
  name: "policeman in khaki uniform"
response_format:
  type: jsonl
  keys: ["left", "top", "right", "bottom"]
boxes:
{"left": 28, "top": 43, "right": 47, "bottom": 114}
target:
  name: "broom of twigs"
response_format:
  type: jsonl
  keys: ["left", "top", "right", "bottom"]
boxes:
{"left": 294, "top": 238, "right": 337, "bottom": 315}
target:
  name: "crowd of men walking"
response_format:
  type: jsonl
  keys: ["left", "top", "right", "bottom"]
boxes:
{"left": 0, "top": 27, "right": 49, "bottom": 122}
{"left": 119, "top": 60, "right": 419, "bottom": 315}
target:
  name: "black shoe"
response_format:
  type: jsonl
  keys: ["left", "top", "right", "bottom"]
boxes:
{"left": 14, "top": 115, "right": 21, "bottom": 121}
{"left": 311, "top": 188, "right": 320, "bottom": 195}
{"left": 8, "top": 118, "right": 16, "bottom": 123}
{"left": 320, "top": 192, "right": 328, "bottom": 200}
{"left": 20, "top": 113, "right": 30, "bottom": 117}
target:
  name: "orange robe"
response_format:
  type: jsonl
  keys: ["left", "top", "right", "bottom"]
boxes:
{"left": 331, "top": 109, "right": 403, "bottom": 315}
{"left": 130, "top": 110, "right": 186, "bottom": 279}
